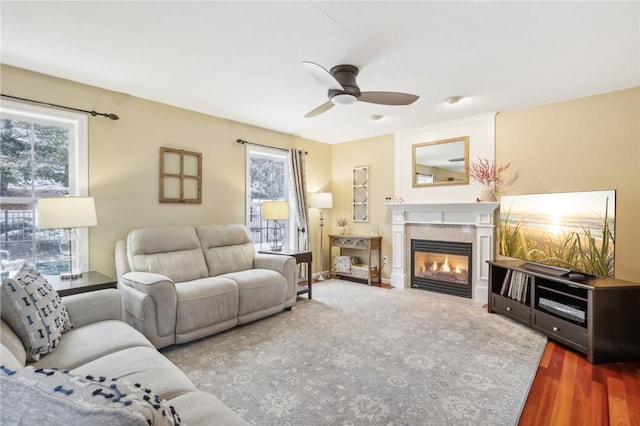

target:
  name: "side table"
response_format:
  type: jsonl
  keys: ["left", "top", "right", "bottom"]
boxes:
{"left": 259, "top": 248, "right": 313, "bottom": 299}
{"left": 45, "top": 271, "right": 117, "bottom": 297}
{"left": 329, "top": 235, "right": 382, "bottom": 286}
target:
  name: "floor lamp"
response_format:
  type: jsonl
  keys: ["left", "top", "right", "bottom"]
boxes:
{"left": 38, "top": 196, "right": 97, "bottom": 280}
{"left": 310, "top": 192, "right": 333, "bottom": 280}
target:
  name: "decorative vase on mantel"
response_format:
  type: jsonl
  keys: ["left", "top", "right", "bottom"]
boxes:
{"left": 480, "top": 185, "right": 496, "bottom": 202}
{"left": 337, "top": 226, "right": 346, "bottom": 235}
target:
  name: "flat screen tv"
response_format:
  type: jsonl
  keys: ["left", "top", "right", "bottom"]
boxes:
{"left": 499, "top": 190, "right": 616, "bottom": 278}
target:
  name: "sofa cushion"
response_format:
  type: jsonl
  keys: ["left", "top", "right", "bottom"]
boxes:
{"left": 33, "top": 320, "right": 153, "bottom": 370}
{"left": 1, "top": 319, "right": 27, "bottom": 368}
{"left": 196, "top": 225, "right": 255, "bottom": 276}
{"left": 0, "top": 366, "right": 181, "bottom": 426}
{"left": 174, "top": 276, "right": 239, "bottom": 334}
{"left": 1, "top": 264, "right": 72, "bottom": 361}
{"left": 128, "top": 226, "right": 209, "bottom": 283}
{"left": 222, "top": 269, "right": 287, "bottom": 316}
{"left": 63, "top": 288, "right": 123, "bottom": 328}
{"left": 0, "top": 343, "right": 23, "bottom": 371}
{"left": 72, "top": 346, "right": 197, "bottom": 400}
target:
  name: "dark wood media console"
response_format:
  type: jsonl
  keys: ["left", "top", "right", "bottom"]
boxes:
{"left": 487, "top": 259, "right": 640, "bottom": 364}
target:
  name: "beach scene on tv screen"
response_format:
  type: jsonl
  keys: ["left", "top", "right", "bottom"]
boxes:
{"left": 499, "top": 190, "right": 616, "bottom": 277}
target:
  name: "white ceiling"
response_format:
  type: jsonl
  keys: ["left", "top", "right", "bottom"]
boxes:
{"left": 1, "top": 1, "right": 638, "bottom": 144}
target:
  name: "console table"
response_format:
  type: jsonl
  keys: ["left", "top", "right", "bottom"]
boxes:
{"left": 329, "top": 235, "right": 382, "bottom": 285}
{"left": 259, "top": 249, "right": 313, "bottom": 299}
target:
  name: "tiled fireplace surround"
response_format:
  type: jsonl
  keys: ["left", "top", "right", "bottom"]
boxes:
{"left": 387, "top": 202, "right": 499, "bottom": 304}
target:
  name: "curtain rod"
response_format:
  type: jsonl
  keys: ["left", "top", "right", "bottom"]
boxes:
{"left": 1, "top": 94, "right": 120, "bottom": 120}
{"left": 236, "top": 138, "right": 307, "bottom": 155}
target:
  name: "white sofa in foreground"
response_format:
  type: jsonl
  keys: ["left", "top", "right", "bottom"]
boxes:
{"left": 0, "top": 287, "right": 248, "bottom": 425}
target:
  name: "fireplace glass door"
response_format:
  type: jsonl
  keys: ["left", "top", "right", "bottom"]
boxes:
{"left": 411, "top": 239, "right": 472, "bottom": 298}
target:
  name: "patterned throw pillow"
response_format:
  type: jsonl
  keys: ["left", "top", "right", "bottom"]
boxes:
{"left": 0, "top": 264, "right": 73, "bottom": 361}
{"left": 0, "top": 366, "right": 181, "bottom": 425}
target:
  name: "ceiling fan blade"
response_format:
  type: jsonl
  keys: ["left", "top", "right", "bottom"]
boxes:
{"left": 304, "top": 101, "right": 335, "bottom": 118}
{"left": 302, "top": 61, "right": 344, "bottom": 91}
{"left": 359, "top": 91, "right": 419, "bottom": 106}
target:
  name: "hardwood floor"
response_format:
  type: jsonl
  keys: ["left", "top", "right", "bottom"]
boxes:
{"left": 519, "top": 341, "right": 640, "bottom": 426}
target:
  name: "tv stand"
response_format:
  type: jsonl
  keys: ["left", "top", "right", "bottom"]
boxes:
{"left": 488, "top": 259, "right": 640, "bottom": 364}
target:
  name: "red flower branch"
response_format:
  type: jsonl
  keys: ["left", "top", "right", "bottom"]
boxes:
{"left": 469, "top": 159, "right": 512, "bottom": 186}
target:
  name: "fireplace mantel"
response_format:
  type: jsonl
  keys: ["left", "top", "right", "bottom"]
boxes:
{"left": 386, "top": 202, "right": 499, "bottom": 303}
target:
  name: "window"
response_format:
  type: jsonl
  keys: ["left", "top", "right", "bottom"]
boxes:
{"left": 246, "top": 146, "right": 294, "bottom": 250}
{"left": 0, "top": 99, "right": 88, "bottom": 274}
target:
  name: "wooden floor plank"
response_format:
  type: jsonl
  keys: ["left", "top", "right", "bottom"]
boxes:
{"left": 572, "top": 354, "right": 593, "bottom": 425}
{"left": 538, "top": 340, "right": 555, "bottom": 369}
{"left": 549, "top": 349, "right": 578, "bottom": 425}
{"left": 533, "top": 376, "right": 559, "bottom": 426}
{"left": 590, "top": 380, "right": 609, "bottom": 426}
{"left": 546, "top": 342, "right": 566, "bottom": 380}
{"left": 607, "top": 375, "right": 630, "bottom": 425}
{"left": 622, "top": 365, "right": 640, "bottom": 426}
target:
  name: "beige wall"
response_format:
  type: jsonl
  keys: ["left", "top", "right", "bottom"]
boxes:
{"left": 496, "top": 87, "right": 640, "bottom": 282}
{"left": 331, "top": 135, "right": 395, "bottom": 278}
{"left": 1, "top": 65, "right": 332, "bottom": 278}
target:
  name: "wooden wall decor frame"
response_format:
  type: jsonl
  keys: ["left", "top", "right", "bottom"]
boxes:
{"left": 159, "top": 147, "right": 202, "bottom": 204}
{"left": 352, "top": 165, "right": 369, "bottom": 222}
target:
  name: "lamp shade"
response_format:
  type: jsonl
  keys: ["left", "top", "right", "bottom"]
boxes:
{"left": 262, "top": 201, "right": 290, "bottom": 220}
{"left": 38, "top": 196, "right": 98, "bottom": 229}
{"left": 310, "top": 192, "right": 333, "bottom": 209}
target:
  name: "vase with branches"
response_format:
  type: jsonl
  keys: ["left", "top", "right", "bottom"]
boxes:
{"left": 469, "top": 158, "right": 512, "bottom": 201}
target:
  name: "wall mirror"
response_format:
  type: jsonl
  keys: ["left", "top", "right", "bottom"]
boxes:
{"left": 412, "top": 136, "right": 469, "bottom": 187}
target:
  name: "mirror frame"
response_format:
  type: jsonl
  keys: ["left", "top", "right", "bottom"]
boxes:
{"left": 412, "top": 136, "right": 469, "bottom": 187}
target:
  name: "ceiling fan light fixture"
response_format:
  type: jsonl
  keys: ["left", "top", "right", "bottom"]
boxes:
{"left": 331, "top": 93, "right": 357, "bottom": 105}
{"left": 303, "top": 62, "right": 420, "bottom": 117}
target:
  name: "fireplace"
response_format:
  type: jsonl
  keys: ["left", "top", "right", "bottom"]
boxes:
{"left": 387, "top": 202, "right": 498, "bottom": 303}
{"left": 411, "top": 239, "right": 472, "bottom": 298}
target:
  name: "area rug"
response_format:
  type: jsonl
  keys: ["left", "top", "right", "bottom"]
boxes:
{"left": 162, "top": 280, "right": 546, "bottom": 425}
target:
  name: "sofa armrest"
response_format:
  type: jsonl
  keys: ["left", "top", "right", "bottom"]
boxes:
{"left": 114, "top": 239, "right": 131, "bottom": 281}
{"left": 120, "top": 272, "right": 178, "bottom": 346}
{"left": 254, "top": 253, "right": 297, "bottom": 302}
{"left": 62, "top": 288, "right": 122, "bottom": 329}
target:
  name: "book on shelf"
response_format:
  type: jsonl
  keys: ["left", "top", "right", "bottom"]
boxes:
{"left": 508, "top": 271, "right": 519, "bottom": 299}
{"left": 500, "top": 269, "right": 513, "bottom": 296}
{"left": 506, "top": 271, "right": 529, "bottom": 303}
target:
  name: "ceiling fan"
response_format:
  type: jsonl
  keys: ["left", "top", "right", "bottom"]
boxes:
{"left": 302, "top": 61, "right": 420, "bottom": 118}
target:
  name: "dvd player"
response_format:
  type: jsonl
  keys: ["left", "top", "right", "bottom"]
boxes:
{"left": 538, "top": 297, "right": 586, "bottom": 324}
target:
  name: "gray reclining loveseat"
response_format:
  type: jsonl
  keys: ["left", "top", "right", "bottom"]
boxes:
{"left": 115, "top": 224, "right": 296, "bottom": 349}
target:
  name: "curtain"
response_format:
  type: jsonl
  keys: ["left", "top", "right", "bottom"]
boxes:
{"left": 288, "top": 148, "right": 310, "bottom": 278}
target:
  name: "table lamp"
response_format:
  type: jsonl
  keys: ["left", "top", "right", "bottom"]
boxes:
{"left": 38, "top": 196, "right": 97, "bottom": 279}
{"left": 262, "top": 200, "right": 290, "bottom": 251}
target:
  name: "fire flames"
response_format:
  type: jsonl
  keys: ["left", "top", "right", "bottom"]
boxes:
{"left": 421, "top": 254, "right": 467, "bottom": 284}
{"left": 431, "top": 255, "right": 452, "bottom": 273}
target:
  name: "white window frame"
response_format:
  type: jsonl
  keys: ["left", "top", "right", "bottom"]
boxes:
{"left": 245, "top": 145, "right": 295, "bottom": 250}
{"left": 0, "top": 99, "right": 90, "bottom": 270}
